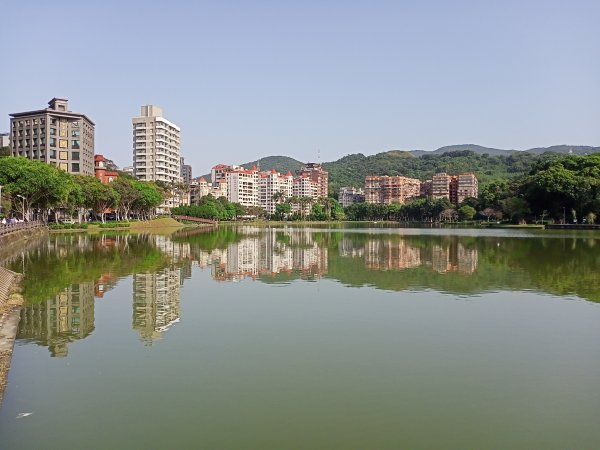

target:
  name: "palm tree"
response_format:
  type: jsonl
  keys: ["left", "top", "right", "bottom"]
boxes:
{"left": 299, "top": 196, "right": 313, "bottom": 220}
{"left": 318, "top": 196, "right": 334, "bottom": 220}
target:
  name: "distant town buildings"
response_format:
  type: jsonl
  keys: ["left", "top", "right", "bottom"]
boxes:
{"left": 227, "top": 165, "right": 260, "bottom": 207}
{"left": 365, "top": 175, "right": 421, "bottom": 204}
{"left": 9, "top": 98, "right": 95, "bottom": 175}
{"left": 339, "top": 187, "right": 365, "bottom": 208}
{"left": 424, "top": 172, "right": 478, "bottom": 205}
{"left": 363, "top": 172, "right": 478, "bottom": 206}
{"left": 296, "top": 163, "right": 328, "bottom": 198}
{"left": 192, "top": 162, "right": 328, "bottom": 214}
{"left": 259, "top": 168, "right": 293, "bottom": 214}
{"left": 181, "top": 157, "right": 192, "bottom": 185}
{"left": 0, "top": 132, "right": 10, "bottom": 148}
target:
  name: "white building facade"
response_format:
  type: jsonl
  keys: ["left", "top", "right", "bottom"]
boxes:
{"left": 132, "top": 105, "right": 181, "bottom": 211}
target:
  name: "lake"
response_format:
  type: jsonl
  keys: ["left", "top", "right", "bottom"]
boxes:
{"left": 1, "top": 225, "right": 599, "bottom": 449}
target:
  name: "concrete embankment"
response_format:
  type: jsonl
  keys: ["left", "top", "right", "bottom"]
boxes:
{"left": 0, "top": 227, "right": 46, "bottom": 405}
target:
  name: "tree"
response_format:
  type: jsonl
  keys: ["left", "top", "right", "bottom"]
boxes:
{"left": 76, "top": 176, "right": 120, "bottom": 222}
{"left": 274, "top": 202, "right": 291, "bottom": 220}
{"left": 458, "top": 205, "right": 476, "bottom": 221}
{"left": 0, "top": 157, "right": 73, "bottom": 221}
{"left": 480, "top": 207, "right": 498, "bottom": 222}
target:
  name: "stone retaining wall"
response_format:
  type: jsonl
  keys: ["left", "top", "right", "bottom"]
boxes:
{"left": 0, "top": 230, "right": 42, "bottom": 405}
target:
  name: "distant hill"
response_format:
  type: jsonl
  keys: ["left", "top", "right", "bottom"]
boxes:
{"left": 524, "top": 145, "right": 600, "bottom": 155}
{"left": 410, "top": 144, "right": 514, "bottom": 157}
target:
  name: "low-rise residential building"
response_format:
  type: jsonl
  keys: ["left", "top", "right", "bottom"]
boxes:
{"left": 339, "top": 187, "right": 365, "bottom": 207}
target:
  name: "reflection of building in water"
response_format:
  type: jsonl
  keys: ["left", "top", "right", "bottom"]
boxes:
{"left": 95, "top": 272, "right": 119, "bottom": 298}
{"left": 133, "top": 266, "right": 182, "bottom": 344}
{"left": 154, "top": 235, "right": 191, "bottom": 261}
{"left": 360, "top": 238, "right": 478, "bottom": 274}
{"left": 193, "top": 229, "right": 327, "bottom": 282}
{"left": 365, "top": 239, "right": 421, "bottom": 270}
{"left": 429, "top": 241, "right": 478, "bottom": 274}
{"left": 18, "top": 282, "right": 95, "bottom": 357}
{"left": 339, "top": 236, "right": 365, "bottom": 258}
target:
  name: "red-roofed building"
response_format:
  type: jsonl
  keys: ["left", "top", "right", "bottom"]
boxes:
{"left": 95, "top": 154, "right": 119, "bottom": 184}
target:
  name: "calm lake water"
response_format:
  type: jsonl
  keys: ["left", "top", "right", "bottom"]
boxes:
{"left": 1, "top": 225, "right": 600, "bottom": 449}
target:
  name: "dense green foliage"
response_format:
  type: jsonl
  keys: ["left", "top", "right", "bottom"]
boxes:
{"left": 0, "top": 158, "right": 163, "bottom": 222}
{"left": 324, "top": 150, "right": 544, "bottom": 194}
{"left": 342, "top": 153, "right": 600, "bottom": 224}
{"left": 172, "top": 195, "right": 245, "bottom": 220}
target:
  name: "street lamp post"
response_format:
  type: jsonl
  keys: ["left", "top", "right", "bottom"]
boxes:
{"left": 17, "top": 194, "right": 26, "bottom": 221}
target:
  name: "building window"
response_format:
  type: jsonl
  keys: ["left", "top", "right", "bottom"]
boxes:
{"left": 51, "top": 118, "right": 57, "bottom": 125}
{"left": 50, "top": 128, "right": 56, "bottom": 135}
{"left": 50, "top": 149, "right": 56, "bottom": 158}
{"left": 72, "top": 130, "right": 80, "bottom": 137}
{"left": 50, "top": 138, "right": 56, "bottom": 147}
{"left": 59, "top": 151, "right": 68, "bottom": 160}
{"left": 71, "top": 163, "right": 80, "bottom": 172}
{"left": 59, "top": 163, "right": 68, "bottom": 171}
{"left": 72, "top": 151, "right": 80, "bottom": 160}
{"left": 71, "top": 140, "right": 80, "bottom": 149}
{"left": 72, "top": 121, "right": 79, "bottom": 127}
{"left": 59, "top": 139, "right": 68, "bottom": 149}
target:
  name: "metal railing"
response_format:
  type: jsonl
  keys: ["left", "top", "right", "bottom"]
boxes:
{"left": 0, "top": 220, "right": 46, "bottom": 238}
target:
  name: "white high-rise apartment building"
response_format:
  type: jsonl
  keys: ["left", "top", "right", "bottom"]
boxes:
{"left": 227, "top": 167, "right": 259, "bottom": 207}
{"left": 259, "top": 169, "right": 293, "bottom": 214}
{"left": 132, "top": 105, "right": 181, "bottom": 184}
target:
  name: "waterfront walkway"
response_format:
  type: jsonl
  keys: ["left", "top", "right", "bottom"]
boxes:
{"left": 0, "top": 221, "right": 46, "bottom": 238}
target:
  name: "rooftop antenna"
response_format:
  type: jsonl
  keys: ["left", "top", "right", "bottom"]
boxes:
{"left": 317, "top": 148, "right": 321, "bottom": 164}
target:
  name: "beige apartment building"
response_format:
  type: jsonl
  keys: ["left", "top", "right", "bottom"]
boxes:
{"left": 132, "top": 105, "right": 181, "bottom": 184}
{"left": 365, "top": 175, "right": 421, "bottom": 204}
{"left": 10, "top": 98, "right": 95, "bottom": 175}
{"left": 430, "top": 172, "right": 478, "bottom": 204}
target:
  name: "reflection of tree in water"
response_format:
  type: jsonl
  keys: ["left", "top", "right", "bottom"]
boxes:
{"left": 330, "top": 233, "right": 600, "bottom": 302}
{"left": 15, "top": 233, "right": 189, "bottom": 355}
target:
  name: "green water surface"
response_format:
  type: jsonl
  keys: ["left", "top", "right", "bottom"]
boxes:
{"left": 1, "top": 226, "right": 599, "bottom": 449}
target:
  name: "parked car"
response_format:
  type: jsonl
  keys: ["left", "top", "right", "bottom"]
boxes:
{"left": 60, "top": 218, "right": 76, "bottom": 224}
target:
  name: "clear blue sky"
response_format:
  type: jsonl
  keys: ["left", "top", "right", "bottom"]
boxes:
{"left": 2, "top": 0, "right": 599, "bottom": 175}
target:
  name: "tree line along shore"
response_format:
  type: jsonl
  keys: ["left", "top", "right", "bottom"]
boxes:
{"left": 0, "top": 152, "right": 599, "bottom": 225}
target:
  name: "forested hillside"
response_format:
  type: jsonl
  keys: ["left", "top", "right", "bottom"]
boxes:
{"left": 324, "top": 150, "right": 544, "bottom": 194}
